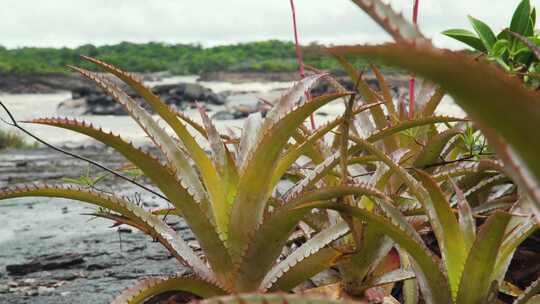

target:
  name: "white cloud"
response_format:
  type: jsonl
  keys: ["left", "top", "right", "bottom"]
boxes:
{"left": 1, "top": 0, "right": 538, "bottom": 48}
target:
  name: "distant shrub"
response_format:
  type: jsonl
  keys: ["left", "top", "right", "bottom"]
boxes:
{"left": 0, "top": 129, "right": 33, "bottom": 149}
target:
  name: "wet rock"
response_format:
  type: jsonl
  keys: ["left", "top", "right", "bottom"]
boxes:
{"left": 6, "top": 253, "right": 85, "bottom": 276}
{"left": 211, "top": 102, "right": 269, "bottom": 120}
{"left": 153, "top": 82, "right": 226, "bottom": 106}
{"left": 211, "top": 111, "right": 236, "bottom": 120}
{"left": 117, "top": 228, "right": 132, "bottom": 234}
{"left": 58, "top": 82, "right": 226, "bottom": 116}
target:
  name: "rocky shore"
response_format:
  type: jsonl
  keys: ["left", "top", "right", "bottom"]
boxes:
{"left": 0, "top": 146, "right": 194, "bottom": 303}
{"left": 58, "top": 81, "right": 227, "bottom": 116}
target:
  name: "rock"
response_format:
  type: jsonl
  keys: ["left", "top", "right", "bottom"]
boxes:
{"left": 0, "top": 73, "right": 91, "bottom": 94}
{"left": 198, "top": 71, "right": 297, "bottom": 83}
{"left": 154, "top": 82, "right": 226, "bottom": 106}
{"left": 118, "top": 228, "right": 132, "bottom": 234}
{"left": 6, "top": 253, "right": 85, "bottom": 276}
{"left": 37, "top": 286, "right": 54, "bottom": 295}
{"left": 211, "top": 101, "right": 269, "bottom": 120}
{"left": 211, "top": 111, "right": 236, "bottom": 121}
{"left": 58, "top": 81, "right": 226, "bottom": 116}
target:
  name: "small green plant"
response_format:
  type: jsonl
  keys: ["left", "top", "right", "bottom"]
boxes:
{"left": 443, "top": 0, "right": 540, "bottom": 87}
{"left": 0, "top": 128, "right": 33, "bottom": 149}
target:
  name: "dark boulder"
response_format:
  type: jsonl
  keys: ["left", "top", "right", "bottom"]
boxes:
{"left": 58, "top": 82, "right": 226, "bottom": 116}
{"left": 153, "top": 82, "right": 226, "bottom": 106}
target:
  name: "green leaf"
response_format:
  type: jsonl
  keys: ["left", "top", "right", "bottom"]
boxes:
{"left": 456, "top": 211, "right": 512, "bottom": 304}
{"left": 79, "top": 57, "right": 229, "bottom": 239}
{"left": 197, "top": 104, "right": 238, "bottom": 239}
{"left": 468, "top": 16, "right": 497, "bottom": 50}
{"left": 507, "top": 31, "right": 540, "bottom": 61}
{"left": 442, "top": 29, "right": 486, "bottom": 52}
{"left": 294, "top": 201, "right": 453, "bottom": 304}
{"left": 111, "top": 275, "right": 226, "bottom": 304}
{"left": 492, "top": 214, "right": 537, "bottom": 284}
{"left": 0, "top": 185, "right": 214, "bottom": 282}
{"left": 263, "top": 222, "right": 348, "bottom": 291}
{"left": 448, "top": 178, "right": 476, "bottom": 251}
{"left": 421, "top": 87, "right": 446, "bottom": 117}
{"left": 331, "top": 54, "right": 397, "bottom": 152}
{"left": 490, "top": 39, "right": 511, "bottom": 58}
{"left": 228, "top": 92, "right": 350, "bottom": 259}
{"left": 69, "top": 66, "right": 208, "bottom": 204}
{"left": 327, "top": 43, "right": 540, "bottom": 222}
{"left": 273, "top": 102, "right": 386, "bottom": 185}
{"left": 27, "top": 117, "right": 234, "bottom": 284}
{"left": 349, "top": 0, "right": 426, "bottom": 43}
{"left": 233, "top": 184, "right": 390, "bottom": 292}
{"left": 414, "top": 170, "right": 467, "bottom": 299}
{"left": 198, "top": 293, "right": 351, "bottom": 304}
{"left": 510, "top": 0, "right": 531, "bottom": 36}
{"left": 413, "top": 128, "right": 463, "bottom": 169}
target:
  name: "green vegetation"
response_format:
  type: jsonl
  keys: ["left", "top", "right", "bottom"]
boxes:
{"left": 444, "top": 0, "right": 540, "bottom": 87}
{"left": 0, "top": 129, "right": 33, "bottom": 149}
{"left": 0, "top": 40, "right": 344, "bottom": 75}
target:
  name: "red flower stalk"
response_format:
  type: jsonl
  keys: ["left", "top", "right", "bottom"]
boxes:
{"left": 289, "top": 0, "right": 316, "bottom": 129}
{"left": 409, "top": 0, "right": 420, "bottom": 119}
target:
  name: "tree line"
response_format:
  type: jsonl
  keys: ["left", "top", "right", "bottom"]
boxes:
{"left": 0, "top": 40, "right": 360, "bottom": 75}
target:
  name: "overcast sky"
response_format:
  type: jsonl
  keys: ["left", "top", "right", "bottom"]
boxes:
{"left": 2, "top": 0, "right": 539, "bottom": 49}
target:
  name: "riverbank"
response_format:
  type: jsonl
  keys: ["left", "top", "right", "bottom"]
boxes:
{"left": 0, "top": 146, "right": 194, "bottom": 303}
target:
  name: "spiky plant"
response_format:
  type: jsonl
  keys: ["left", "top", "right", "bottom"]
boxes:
{"left": 0, "top": 56, "right": 407, "bottom": 302}
{"left": 2, "top": 1, "right": 539, "bottom": 303}
{"left": 297, "top": 0, "right": 540, "bottom": 302}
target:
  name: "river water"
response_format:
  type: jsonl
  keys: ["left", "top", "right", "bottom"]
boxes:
{"left": 0, "top": 75, "right": 465, "bottom": 147}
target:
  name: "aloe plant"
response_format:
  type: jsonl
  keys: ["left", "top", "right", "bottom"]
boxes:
{"left": 2, "top": 1, "right": 538, "bottom": 303}
{"left": 304, "top": 0, "right": 540, "bottom": 302}
{"left": 0, "top": 53, "right": 476, "bottom": 302}
{"left": 0, "top": 56, "right": 411, "bottom": 302}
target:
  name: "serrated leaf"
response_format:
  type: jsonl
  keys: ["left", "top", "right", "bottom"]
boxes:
{"left": 413, "top": 128, "right": 463, "bottom": 168}
{"left": 197, "top": 293, "right": 351, "bottom": 304}
{"left": 327, "top": 43, "right": 540, "bottom": 221}
{"left": 0, "top": 185, "right": 214, "bottom": 282}
{"left": 27, "top": 117, "right": 234, "bottom": 284}
{"left": 414, "top": 170, "right": 467, "bottom": 298}
{"left": 69, "top": 67, "right": 207, "bottom": 203}
{"left": 456, "top": 211, "right": 512, "bottom": 304}
{"left": 111, "top": 274, "right": 226, "bottom": 304}
{"left": 293, "top": 201, "right": 452, "bottom": 304}
{"left": 350, "top": 0, "right": 426, "bottom": 43}
{"left": 372, "top": 65, "right": 398, "bottom": 118}
{"left": 228, "top": 92, "right": 350, "bottom": 259}
{"left": 233, "top": 184, "right": 390, "bottom": 292}
{"left": 262, "top": 222, "right": 348, "bottom": 291}
{"left": 197, "top": 105, "right": 238, "bottom": 239}
{"left": 331, "top": 54, "right": 397, "bottom": 152}
{"left": 79, "top": 58, "right": 224, "bottom": 212}
{"left": 448, "top": 177, "right": 476, "bottom": 251}
{"left": 421, "top": 87, "right": 446, "bottom": 118}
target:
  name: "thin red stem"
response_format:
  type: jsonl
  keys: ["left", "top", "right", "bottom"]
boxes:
{"left": 289, "top": 0, "right": 315, "bottom": 129}
{"left": 409, "top": 0, "right": 420, "bottom": 119}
